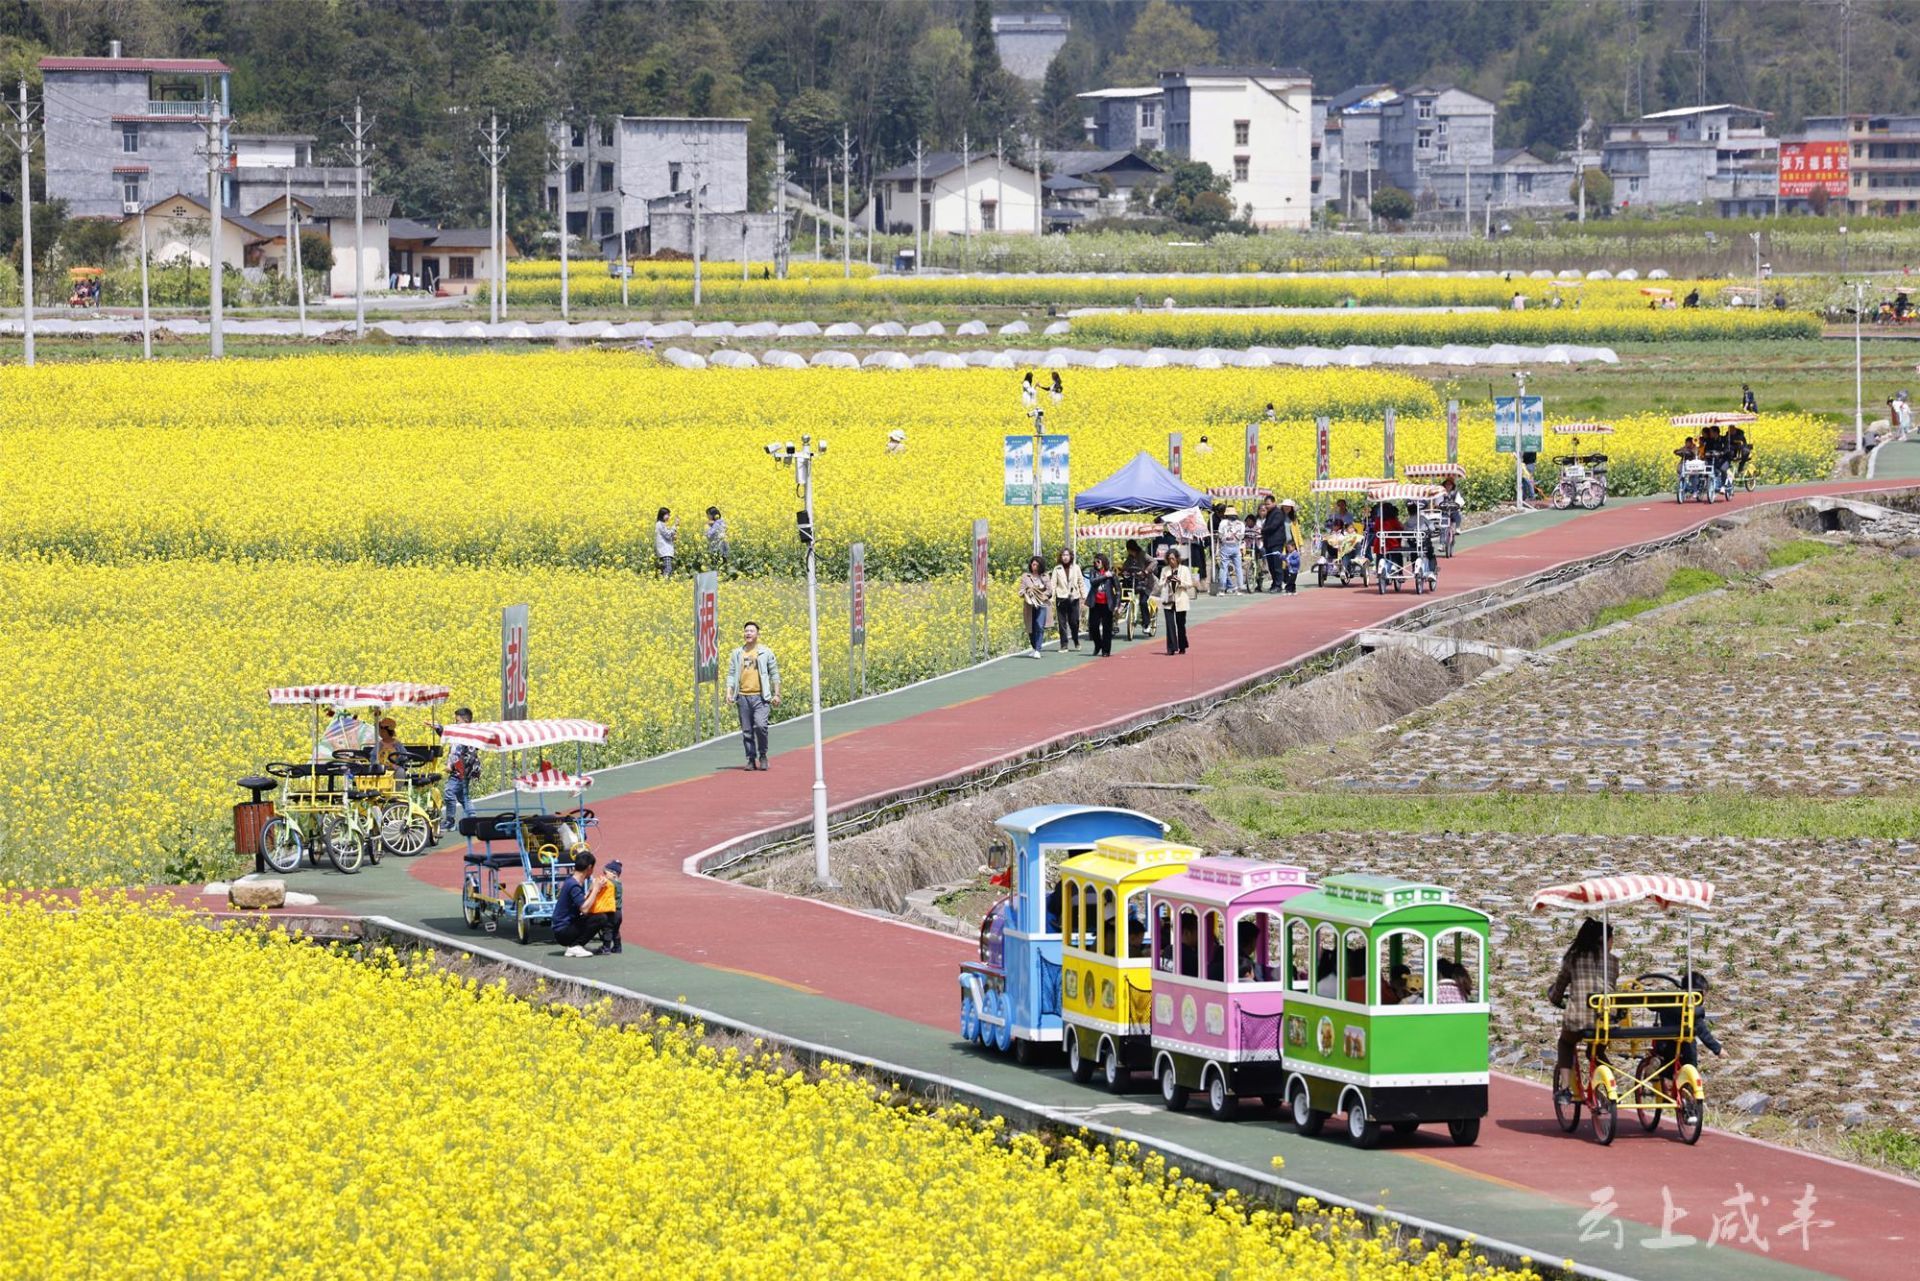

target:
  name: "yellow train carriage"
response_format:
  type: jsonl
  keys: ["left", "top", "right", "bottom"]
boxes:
{"left": 1059, "top": 835, "right": 1201, "bottom": 1090}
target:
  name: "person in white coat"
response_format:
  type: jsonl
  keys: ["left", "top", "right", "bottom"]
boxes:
{"left": 1049, "top": 548, "right": 1087, "bottom": 651}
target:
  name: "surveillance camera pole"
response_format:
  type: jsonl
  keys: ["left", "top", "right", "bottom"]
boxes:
{"left": 1514, "top": 370, "right": 1532, "bottom": 509}
{"left": 769, "top": 437, "right": 834, "bottom": 884}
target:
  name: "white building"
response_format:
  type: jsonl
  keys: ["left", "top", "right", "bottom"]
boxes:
{"left": 1077, "top": 87, "right": 1164, "bottom": 151}
{"left": 1159, "top": 66, "right": 1315, "bottom": 228}
{"left": 873, "top": 151, "right": 1043, "bottom": 235}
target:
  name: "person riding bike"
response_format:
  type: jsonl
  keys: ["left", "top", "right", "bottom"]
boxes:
{"left": 1700, "top": 425, "right": 1733, "bottom": 499}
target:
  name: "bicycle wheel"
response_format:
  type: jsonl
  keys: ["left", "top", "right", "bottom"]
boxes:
{"left": 1675, "top": 1081, "right": 1705, "bottom": 1145}
{"left": 1634, "top": 1054, "right": 1663, "bottom": 1132}
{"left": 1740, "top": 471, "right": 1757, "bottom": 493}
{"left": 1554, "top": 1085, "right": 1582, "bottom": 1133}
{"left": 1550, "top": 488, "right": 1572, "bottom": 510}
{"left": 319, "top": 813, "right": 364, "bottom": 874}
{"left": 379, "top": 803, "right": 432, "bottom": 856}
{"left": 1577, "top": 482, "right": 1603, "bottom": 511}
{"left": 1591, "top": 1092, "right": 1618, "bottom": 1146}
{"left": 259, "top": 816, "right": 305, "bottom": 874}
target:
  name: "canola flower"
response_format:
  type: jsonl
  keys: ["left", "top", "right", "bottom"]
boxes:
{"left": 0, "top": 896, "right": 1539, "bottom": 1281}
{"left": 507, "top": 258, "right": 877, "bottom": 281}
{"left": 1072, "top": 307, "right": 1822, "bottom": 348}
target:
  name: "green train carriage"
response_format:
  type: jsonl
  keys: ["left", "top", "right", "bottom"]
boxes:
{"left": 1278, "top": 873, "right": 1490, "bottom": 1148}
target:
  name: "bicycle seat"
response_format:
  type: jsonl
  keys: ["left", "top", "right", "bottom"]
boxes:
{"left": 404, "top": 771, "right": 444, "bottom": 788}
{"left": 462, "top": 850, "right": 523, "bottom": 869}
{"left": 1551, "top": 455, "right": 1577, "bottom": 465}
{"left": 346, "top": 788, "right": 383, "bottom": 802}
{"left": 460, "top": 814, "right": 518, "bottom": 843}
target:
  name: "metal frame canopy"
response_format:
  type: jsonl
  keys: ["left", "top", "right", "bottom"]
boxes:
{"left": 1074, "top": 521, "right": 1163, "bottom": 539}
{"left": 1530, "top": 875, "right": 1715, "bottom": 914}
{"left": 1310, "top": 476, "right": 1386, "bottom": 494}
{"left": 441, "top": 718, "right": 609, "bottom": 754}
{"left": 267, "top": 683, "right": 450, "bottom": 707}
{"left": 1365, "top": 482, "right": 1443, "bottom": 503}
{"left": 1403, "top": 462, "right": 1465, "bottom": 479}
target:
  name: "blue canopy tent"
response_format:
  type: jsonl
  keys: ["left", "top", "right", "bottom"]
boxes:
{"left": 1073, "top": 452, "right": 1209, "bottom": 514}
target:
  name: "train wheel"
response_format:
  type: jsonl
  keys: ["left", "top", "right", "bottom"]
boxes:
{"left": 461, "top": 880, "right": 481, "bottom": 930}
{"left": 1100, "top": 1043, "right": 1126, "bottom": 1093}
{"left": 1346, "top": 1095, "right": 1381, "bottom": 1149}
{"left": 989, "top": 996, "right": 1012, "bottom": 1054}
{"left": 1204, "top": 1071, "right": 1237, "bottom": 1121}
{"left": 1448, "top": 1117, "right": 1481, "bottom": 1146}
{"left": 259, "top": 818, "right": 304, "bottom": 874}
{"left": 1012, "top": 1037, "right": 1037, "bottom": 1066}
{"left": 1676, "top": 1083, "right": 1705, "bottom": 1145}
{"left": 959, "top": 991, "right": 980, "bottom": 1043}
{"left": 1159, "top": 1062, "right": 1190, "bottom": 1112}
{"left": 1392, "top": 1120, "right": 1421, "bottom": 1138}
{"left": 1067, "top": 1032, "right": 1093, "bottom": 1084}
{"left": 1290, "top": 1083, "right": 1327, "bottom": 1136}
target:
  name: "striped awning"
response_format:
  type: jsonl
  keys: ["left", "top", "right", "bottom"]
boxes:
{"left": 1075, "top": 522, "right": 1162, "bottom": 539}
{"left": 1531, "top": 875, "right": 1715, "bottom": 914}
{"left": 1310, "top": 477, "right": 1385, "bottom": 494}
{"left": 268, "top": 684, "right": 369, "bottom": 707}
{"left": 1206, "top": 486, "right": 1272, "bottom": 499}
{"left": 1365, "top": 482, "right": 1443, "bottom": 502}
{"left": 268, "top": 682, "right": 451, "bottom": 708}
{"left": 356, "top": 681, "right": 452, "bottom": 707}
{"left": 1402, "top": 463, "right": 1465, "bottom": 479}
{"left": 1550, "top": 422, "right": 1614, "bottom": 435}
{"left": 441, "top": 718, "right": 610, "bottom": 753}
{"left": 514, "top": 767, "right": 594, "bottom": 794}
{"left": 1669, "top": 412, "right": 1757, "bottom": 428}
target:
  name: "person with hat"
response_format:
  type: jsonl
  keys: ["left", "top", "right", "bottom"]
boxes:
{"left": 1258, "top": 497, "right": 1289, "bottom": 593}
{"left": 1216, "top": 505, "right": 1247, "bottom": 593}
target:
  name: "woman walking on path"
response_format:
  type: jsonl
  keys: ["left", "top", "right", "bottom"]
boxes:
{"left": 1018, "top": 556, "right": 1052, "bottom": 659}
{"left": 1049, "top": 548, "right": 1086, "bottom": 652}
{"left": 1086, "top": 553, "right": 1118, "bottom": 656}
{"left": 1160, "top": 548, "right": 1193, "bottom": 655}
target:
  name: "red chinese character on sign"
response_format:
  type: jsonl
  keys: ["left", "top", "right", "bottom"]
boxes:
{"left": 505, "top": 627, "right": 526, "bottom": 707}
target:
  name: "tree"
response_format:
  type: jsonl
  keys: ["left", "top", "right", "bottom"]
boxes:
{"left": 1807, "top": 185, "right": 1831, "bottom": 216}
{"left": 1108, "top": 1, "right": 1218, "bottom": 86}
{"left": 298, "top": 229, "right": 334, "bottom": 275}
{"left": 911, "top": 26, "right": 971, "bottom": 146}
{"left": 56, "top": 217, "right": 124, "bottom": 267}
{"left": 1569, "top": 167, "right": 1614, "bottom": 212}
{"left": 1369, "top": 185, "right": 1415, "bottom": 226}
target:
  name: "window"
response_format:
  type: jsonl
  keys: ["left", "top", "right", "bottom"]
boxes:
{"left": 569, "top": 124, "right": 584, "bottom": 147}
{"left": 568, "top": 163, "right": 584, "bottom": 194}
{"left": 669, "top": 162, "right": 682, "bottom": 193}
{"left": 448, "top": 256, "right": 475, "bottom": 279}
{"left": 1436, "top": 118, "right": 1448, "bottom": 136}
{"left": 1099, "top": 888, "right": 1117, "bottom": 958}
{"left": 1417, "top": 129, "right": 1433, "bottom": 153}
{"left": 599, "top": 121, "right": 614, "bottom": 148}
{"left": 1434, "top": 929, "right": 1484, "bottom": 1004}
{"left": 566, "top": 210, "right": 587, "bottom": 234}
{"left": 1178, "top": 907, "right": 1200, "bottom": 978}
{"left": 1342, "top": 928, "right": 1368, "bottom": 1004}
{"left": 1233, "top": 156, "right": 1249, "bottom": 182}
{"left": 1285, "top": 920, "right": 1310, "bottom": 991}
{"left": 1082, "top": 883, "right": 1098, "bottom": 953}
{"left": 598, "top": 162, "right": 614, "bottom": 193}
{"left": 1313, "top": 924, "right": 1338, "bottom": 996}
{"left": 122, "top": 177, "right": 142, "bottom": 205}
{"left": 1063, "top": 878, "right": 1081, "bottom": 947}
{"left": 121, "top": 126, "right": 138, "bottom": 154}
{"left": 1235, "top": 911, "right": 1281, "bottom": 984}
{"left": 898, "top": 178, "right": 913, "bottom": 193}
{"left": 1628, "top": 177, "right": 1642, "bottom": 194}
{"left": 596, "top": 208, "right": 613, "bottom": 238}
{"left": 1417, "top": 98, "right": 1434, "bottom": 121}
{"left": 1379, "top": 931, "right": 1427, "bottom": 1006}
{"left": 1125, "top": 895, "right": 1148, "bottom": 960}
{"left": 980, "top": 198, "right": 996, "bottom": 231}
{"left": 1233, "top": 119, "right": 1250, "bottom": 147}
{"left": 1154, "top": 901, "right": 1174, "bottom": 971}
{"left": 1203, "top": 909, "right": 1224, "bottom": 982}
{"left": 1140, "top": 101, "right": 1157, "bottom": 129}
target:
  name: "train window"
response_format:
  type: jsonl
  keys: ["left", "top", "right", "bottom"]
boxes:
{"left": 1063, "top": 878, "right": 1080, "bottom": 947}
{"left": 1125, "top": 896, "right": 1149, "bottom": 960}
{"left": 1379, "top": 931, "right": 1427, "bottom": 1006}
{"left": 1285, "top": 919, "right": 1310, "bottom": 991}
{"left": 1154, "top": 901, "right": 1174, "bottom": 971}
{"left": 1083, "top": 883, "right": 1098, "bottom": 953}
{"left": 1203, "top": 910, "right": 1224, "bottom": 982}
{"left": 1314, "top": 923, "right": 1339, "bottom": 997}
{"left": 1343, "top": 928, "right": 1368, "bottom": 1004}
{"left": 1237, "top": 910, "right": 1279, "bottom": 983}
{"left": 1099, "top": 889, "right": 1118, "bottom": 958}
{"left": 1435, "top": 929, "right": 1483, "bottom": 1004}
{"left": 1178, "top": 907, "right": 1200, "bottom": 977}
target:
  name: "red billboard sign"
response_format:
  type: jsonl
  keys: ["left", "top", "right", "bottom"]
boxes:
{"left": 693, "top": 573, "right": 719, "bottom": 683}
{"left": 1779, "top": 140, "right": 1849, "bottom": 198}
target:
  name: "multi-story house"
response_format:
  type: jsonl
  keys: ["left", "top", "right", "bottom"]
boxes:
{"left": 1601, "top": 104, "right": 1778, "bottom": 216}
{"left": 1378, "top": 86, "right": 1495, "bottom": 202}
{"left": 1158, "top": 66, "right": 1314, "bottom": 228}
{"left": 1799, "top": 114, "right": 1920, "bottom": 215}
{"left": 1076, "top": 87, "right": 1163, "bottom": 152}
{"left": 40, "top": 46, "right": 230, "bottom": 219}
{"left": 555, "top": 116, "right": 751, "bottom": 254}
{"left": 1322, "top": 83, "right": 1396, "bottom": 216}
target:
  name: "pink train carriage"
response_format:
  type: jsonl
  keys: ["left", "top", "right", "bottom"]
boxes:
{"left": 1146, "top": 856, "right": 1317, "bottom": 1119}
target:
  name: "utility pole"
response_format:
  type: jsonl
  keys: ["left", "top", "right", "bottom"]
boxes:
{"left": 774, "top": 135, "right": 788, "bottom": 279}
{"left": 479, "top": 110, "right": 509, "bottom": 324}
{"left": 912, "top": 139, "right": 925, "bottom": 269}
{"left": 1463, "top": 155, "right": 1471, "bottom": 235}
{"left": 617, "top": 187, "right": 630, "bottom": 307}
{"left": 961, "top": 130, "right": 972, "bottom": 268}
{"left": 996, "top": 133, "right": 1005, "bottom": 239}
{"left": 343, "top": 98, "right": 374, "bottom": 339}
{"left": 692, "top": 137, "right": 704, "bottom": 306}
{"left": 840, "top": 126, "right": 852, "bottom": 279}
{"left": 497, "top": 178, "right": 508, "bottom": 317}
{"left": 1854, "top": 278, "right": 1865, "bottom": 454}
{"left": 555, "top": 121, "right": 571, "bottom": 319}
{"left": 138, "top": 202, "right": 151, "bottom": 360}
{"left": 198, "top": 112, "right": 228, "bottom": 357}
{"left": 7, "top": 78, "right": 37, "bottom": 366}
{"left": 1575, "top": 116, "right": 1591, "bottom": 224}
{"left": 284, "top": 168, "right": 305, "bottom": 338}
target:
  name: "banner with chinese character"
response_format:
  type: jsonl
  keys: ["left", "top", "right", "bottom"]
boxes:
{"left": 1446, "top": 399, "right": 1460, "bottom": 465}
{"left": 693, "top": 575, "right": 719, "bottom": 683}
{"left": 1314, "top": 415, "right": 1330, "bottom": 481}
{"left": 1779, "top": 140, "right": 1849, "bottom": 199}
{"left": 501, "top": 604, "right": 529, "bottom": 720}
{"left": 1383, "top": 406, "right": 1397, "bottom": 478}
{"left": 971, "top": 519, "right": 990, "bottom": 616}
{"left": 1168, "top": 431, "right": 1184, "bottom": 478}
{"left": 1244, "top": 420, "right": 1259, "bottom": 488}
{"left": 849, "top": 543, "right": 867, "bottom": 649}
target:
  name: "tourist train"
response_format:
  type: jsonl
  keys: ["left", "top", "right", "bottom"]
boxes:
{"left": 957, "top": 804, "right": 1488, "bottom": 1147}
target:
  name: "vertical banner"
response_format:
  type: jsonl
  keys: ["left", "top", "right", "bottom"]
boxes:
{"left": 1446, "top": 398, "right": 1460, "bottom": 465}
{"left": 848, "top": 543, "right": 867, "bottom": 696}
{"left": 1383, "top": 406, "right": 1397, "bottom": 478}
{"left": 1168, "top": 431, "right": 1184, "bottom": 478}
{"left": 971, "top": 519, "right": 990, "bottom": 615}
{"left": 1520, "top": 395, "right": 1545, "bottom": 453}
{"left": 1003, "top": 434, "right": 1036, "bottom": 506}
{"left": 1004, "top": 434, "right": 1070, "bottom": 505}
{"left": 1314, "top": 415, "right": 1331, "bottom": 481}
{"left": 1038, "top": 434, "right": 1070, "bottom": 505}
{"left": 1244, "top": 420, "right": 1260, "bottom": 488}
{"left": 500, "top": 604, "right": 529, "bottom": 721}
{"left": 1494, "top": 396, "right": 1517, "bottom": 454}
{"left": 692, "top": 572, "right": 719, "bottom": 743}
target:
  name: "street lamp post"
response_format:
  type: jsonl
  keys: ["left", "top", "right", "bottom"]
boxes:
{"left": 766, "top": 435, "right": 833, "bottom": 884}
{"left": 1854, "top": 278, "right": 1865, "bottom": 455}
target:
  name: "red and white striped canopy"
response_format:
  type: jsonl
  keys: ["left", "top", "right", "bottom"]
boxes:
{"left": 1076, "top": 522, "right": 1162, "bottom": 539}
{"left": 1366, "top": 482, "right": 1443, "bottom": 502}
{"left": 514, "top": 767, "right": 594, "bottom": 794}
{"left": 1206, "top": 486, "right": 1272, "bottom": 499}
{"left": 1402, "top": 463, "right": 1465, "bottom": 479}
{"left": 1550, "top": 422, "right": 1615, "bottom": 435}
{"left": 1669, "top": 412, "right": 1757, "bottom": 428}
{"left": 268, "top": 684, "right": 366, "bottom": 707}
{"left": 441, "top": 718, "right": 610, "bottom": 753}
{"left": 1531, "top": 875, "right": 1715, "bottom": 914}
{"left": 356, "top": 681, "right": 452, "bottom": 707}
{"left": 1310, "top": 476, "right": 1385, "bottom": 494}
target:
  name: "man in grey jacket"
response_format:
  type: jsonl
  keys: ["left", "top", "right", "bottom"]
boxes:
{"left": 724, "top": 621, "right": 781, "bottom": 770}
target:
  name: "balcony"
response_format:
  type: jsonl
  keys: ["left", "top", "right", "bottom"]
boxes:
{"left": 146, "top": 99, "right": 219, "bottom": 117}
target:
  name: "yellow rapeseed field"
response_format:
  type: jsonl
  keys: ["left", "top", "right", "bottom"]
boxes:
{"left": 0, "top": 896, "right": 1539, "bottom": 1281}
{"left": 1072, "top": 307, "right": 1821, "bottom": 347}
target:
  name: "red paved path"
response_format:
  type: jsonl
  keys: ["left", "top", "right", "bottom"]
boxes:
{"left": 411, "top": 482, "right": 1919, "bottom": 1280}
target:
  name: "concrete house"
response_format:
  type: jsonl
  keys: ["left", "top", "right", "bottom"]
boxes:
{"left": 1322, "top": 83, "right": 1396, "bottom": 216}
{"left": 40, "top": 49, "right": 230, "bottom": 219}
{"left": 1799, "top": 114, "right": 1920, "bottom": 216}
{"left": 1159, "top": 66, "right": 1315, "bottom": 228}
{"left": 1424, "top": 148, "right": 1577, "bottom": 216}
{"left": 1602, "top": 105, "right": 1778, "bottom": 216}
{"left": 1040, "top": 149, "right": 1166, "bottom": 214}
{"left": 229, "top": 132, "right": 361, "bottom": 213}
{"left": 1076, "top": 87, "right": 1164, "bottom": 151}
{"left": 1379, "top": 86, "right": 1495, "bottom": 202}
{"left": 556, "top": 116, "right": 753, "bottom": 254}
{"left": 873, "top": 151, "right": 1042, "bottom": 235}
{"left": 992, "top": 12, "right": 1070, "bottom": 84}
{"left": 117, "top": 192, "right": 270, "bottom": 268}
{"left": 281, "top": 193, "right": 392, "bottom": 297}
